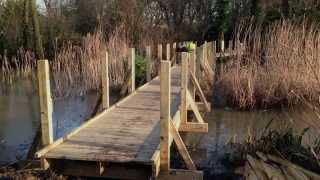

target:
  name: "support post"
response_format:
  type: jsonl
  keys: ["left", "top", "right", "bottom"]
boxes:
{"left": 158, "top": 44, "right": 162, "bottom": 61}
{"left": 102, "top": 51, "right": 110, "bottom": 110}
{"left": 129, "top": 48, "right": 135, "bottom": 93}
{"left": 181, "top": 52, "right": 188, "bottom": 125}
{"left": 189, "top": 51, "right": 196, "bottom": 100}
{"left": 160, "top": 60, "right": 171, "bottom": 172}
{"left": 37, "top": 60, "right": 53, "bottom": 169}
{"left": 146, "top": 46, "right": 152, "bottom": 82}
{"left": 166, "top": 43, "right": 170, "bottom": 61}
{"left": 172, "top": 42, "right": 177, "bottom": 65}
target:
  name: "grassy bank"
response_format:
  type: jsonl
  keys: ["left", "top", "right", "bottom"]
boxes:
{"left": 217, "top": 21, "right": 320, "bottom": 109}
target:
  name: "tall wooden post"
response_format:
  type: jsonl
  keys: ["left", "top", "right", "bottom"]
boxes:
{"left": 157, "top": 44, "right": 162, "bottom": 61}
{"left": 37, "top": 60, "right": 53, "bottom": 169}
{"left": 172, "top": 42, "right": 177, "bottom": 64}
{"left": 195, "top": 46, "right": 203, "bottom": 80}
{"left": 166, "top": 43, "right": 170, "bottom": 61}
{"left": 146, "top": 46, "right": 152, "bottom": 82}
{"left": 102, "top": 51, "right": 110, "bottom": 110}
{"left": 189, "top": 51, "right": 196, "bottom": 100}
{"left": 213, "top": 41, "right": 217, "bottom": 54}
{"left": 129, "top": 48, "right": 135, "bottom": 93}
{"left": 181, "top": 52, "right": 188, "bottom": 125}
{"left": 221, "top": 40, "right": 225, "bottom": 52}
{"left": 160, "top": 60, "right": 171, "bottom": 172}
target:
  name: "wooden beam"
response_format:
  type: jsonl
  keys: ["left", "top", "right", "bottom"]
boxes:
{"left": 160, "top": 60, "right": 171, "bottom": 172}
{"left": 37, "top": 60, "right": 53, "bottom": 169}
{"left": 189, "top": 51, "right": 196, "bottom": 100}
{"left": 169, "top": 120, "right": 196, "bottom": 170}
{"left": 188, "top": 102, "right": 211, "bottom": 112}
{"left": 129, "top": 48, "right": 135, "bottom": 93}
{"left": 102, "top": 51, "right": 109, "bottom": 109}
{"left": 181, "top": 52, "right": 189, "bottom": 125}
{"left": 189, "top": 72, "right": 210, "bottom": 112}
{"left": 179, "top": 123, "right": 208, "bottom": 133}
{"left": 158, "top": 169, "right": 203, "bottom": 180}
{"left": 187, "top": 91, "right": 205, "bottom": 124}
{"left": 146, "top": 45, "right": 152, "bottom": 82}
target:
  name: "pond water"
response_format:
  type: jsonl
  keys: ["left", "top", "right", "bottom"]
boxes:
{"left": 1, "top": 78, "right": 319, "bottom": 179}
{"left": 186, "top": 106, "right": 320, "bottom": 179}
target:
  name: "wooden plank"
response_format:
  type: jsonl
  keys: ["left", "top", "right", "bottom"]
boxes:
{"left": 146, "top": 45, "right": 152, "bottom": 82}
{"left": 188, "top": 102, "right": 211, "bottom": 112}
{"left": 169, "top": 119, "right": 196, "bottom": 170}
{"left": 181, "top": 52, "right": 188, "bottom": 125}
{"left": 37, "top": 60, "right": 53, "bottom": 169}
{"left": 158, "top": 169, "right": 203, "bottom": 180}
{"left": 36, "top": 69, "right": 172, "bottom": 158}
{"left": 179, "top": 123, "right": 208, "bottom": 133}
{"left": 160, "top": 60, "right": 171, "bottom": 172}
{"left": 129, "top": 48, "right": 135, "bottom": 93}
{"left": 102, "top": 51, "right": 109, "bottom": 109}
{"left": 189, "top": 72, "right": 210, "bottom": 112}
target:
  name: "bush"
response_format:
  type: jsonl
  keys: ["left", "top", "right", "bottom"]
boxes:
{"left": 135, "top": 54, "right": 146, "bottom": 84}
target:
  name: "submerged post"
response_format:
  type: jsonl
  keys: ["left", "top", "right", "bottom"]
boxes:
{"left": 181, "top": 52, "right": 188, "bottom": 125}
{"left": 129, "top": 48, "right": 135, "bottom": 93}
{"left": 160, "top": 60, "right": 171, "bottom": 172}
{"left": 146, "top": 45, "right": 152, "bottom": 82}
{"left": 37, "top": 60, "right": 53, "bottom": 169}
{"left": 166, "top": 43, "right": 170, "bottom": 61}
{"left": 102, "top": 51, "right": 109, "bottom": 110}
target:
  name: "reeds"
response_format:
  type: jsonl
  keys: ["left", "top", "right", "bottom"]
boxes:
{"left": 218, "top": 21, "right": 320, "bottom": 109}
{"left": 0, "top": 29, "right": 130, "bottom": 98}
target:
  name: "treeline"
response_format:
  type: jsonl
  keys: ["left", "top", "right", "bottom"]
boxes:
{"left": 0, "top": 0, "right": 319, "bottom": 59}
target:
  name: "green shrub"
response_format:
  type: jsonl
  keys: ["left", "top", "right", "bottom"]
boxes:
{"left": 135, "top": 54, "right": 146, "bottom": 84}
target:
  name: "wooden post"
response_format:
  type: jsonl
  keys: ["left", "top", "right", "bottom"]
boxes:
{"left": 166, "top": 43, "right": 170, "bottom": 61}
{"left": 146, "top": 45, "right": 152, "bottom": 82}
{"left": 172, "top": 42, "right": 177, "bottom": 64}
{"left": 189, "top": 51, "right": 196, "bottom": 100}
{"left": 221, "top": 40, "right": 225, "bottom": 52}
{"left": 129, "top": 48, "right": 135, "bottom": 93}
{"left": 195, "top": 46, "right": 203, "bottom": 80}
{"left": 157, "top": 44, "right": 162, "bottom": 61}
{"left": 102, "top": 51, "right": 109, "bottom": 110}
{"left": 213, "top": 41, "right": 217, "bottom": 54}
{"left": 181, "top": 52, "right": 188, "bottom": 125}
{"left": 37, "top": 60, "right": 53, "bottom": 169}
{"left": 160, "top": 60, "right": 171, "bottom": 172}
{"left": 203, "top": 41, "right": 207, "bottom": 63}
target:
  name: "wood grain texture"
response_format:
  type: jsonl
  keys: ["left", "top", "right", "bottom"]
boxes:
{"left": 102, "top": 51, "right": 109, "bottom": 109}
{"left": 42, "top": 67, "right": 182, "bottom": 166}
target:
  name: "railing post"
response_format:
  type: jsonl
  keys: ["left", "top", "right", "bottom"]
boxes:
{"left": 146, "top": 46, "right": 152, "bottom": 82}
{"left": 102, "top": 51, "right": 110, "bottom": 110}
{"left": 221, "top": 40, "right": 225, "bottom": 52}
{"left": 189, "top": 51, "right": 196, "bottom": 100}
{"left": 158, "top": 44, "right": 162, "bottom": 61}
{"left": 160, "top": 60, "right": 171, "bottom": 172}
{"left": 37, "top": 60, "right": 53, "bottom": 169}
{"left": 195, "top": 46, "right": 203, "bottom": 80}
{"left": 166, "top": 43, "right": 170, "bottom": 61}
{"left": 181, "top": 52, "right": 188, "bottom": 125}
{"left": 129, "top": 48, "right": 135, "bottom": 93}
{"left": 172, "top": 42, "right": 177, "bottom": 65}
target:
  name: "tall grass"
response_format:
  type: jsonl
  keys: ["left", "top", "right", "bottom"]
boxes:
{"left": 0, "top": 30, "right": 130, "bottom": 98}
{"left": 218, "top": 21, "right": 320, "bottom": 109}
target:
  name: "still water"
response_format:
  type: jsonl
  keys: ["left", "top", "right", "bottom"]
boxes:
{"left": 0, "top": 79, "right": 319, "bottom": 179}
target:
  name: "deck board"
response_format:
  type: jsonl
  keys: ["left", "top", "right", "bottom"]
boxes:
{"left": 43, "top": 67, "right": 181, "bottom": 165}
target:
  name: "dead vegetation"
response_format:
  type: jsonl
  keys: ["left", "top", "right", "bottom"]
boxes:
{"left": 217, "top": 21, "right": 320, "bottom": 109}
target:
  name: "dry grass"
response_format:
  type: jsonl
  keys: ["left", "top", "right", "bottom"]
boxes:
{"left": 0, "top": 30, "right": 130, "bottom": 98}
{"left": 218, "top": 21, "right": 320, "bottom": 109}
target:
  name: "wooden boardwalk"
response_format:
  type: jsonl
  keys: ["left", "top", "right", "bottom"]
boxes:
{"left": 35, "top": 44, "right": 215, "bottom": 179}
